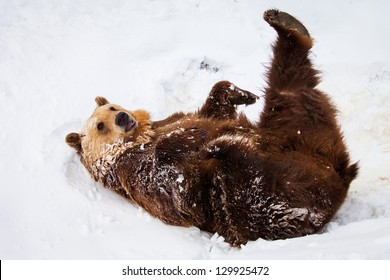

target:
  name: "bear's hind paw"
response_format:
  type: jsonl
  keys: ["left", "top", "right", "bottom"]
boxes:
{"left": 264, "top": 9, "right": 310, "bottom": 38}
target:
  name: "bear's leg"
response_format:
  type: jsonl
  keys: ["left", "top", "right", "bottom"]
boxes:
{"left": 198, "top": 81, "right": 258, "bottom": 120}
{"left": 198, "top": 135, "right": 263, "bottom": 246}
{"left": 259, "top": 9, "right": 335, "bottom": 134}
{"left": 198, "top": 133, "right": 352, "bottom": 246}
{"left": 262, "top": 9, "right": 318, "bottom": 97}
{"left": 259, "top": 10, "right": 358, "bottom": 189}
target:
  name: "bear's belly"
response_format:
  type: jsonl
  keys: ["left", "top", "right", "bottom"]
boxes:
{"left": 115, "top": 147, "right": 206, "bottom": 227}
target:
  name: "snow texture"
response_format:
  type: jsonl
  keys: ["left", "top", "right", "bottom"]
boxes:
{"left": 1, "top": 0, "right": 389, "bottom": 259}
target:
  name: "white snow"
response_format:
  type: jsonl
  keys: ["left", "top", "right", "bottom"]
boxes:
{"left": 1, "top": 0, "right": 390, "bottom": 259}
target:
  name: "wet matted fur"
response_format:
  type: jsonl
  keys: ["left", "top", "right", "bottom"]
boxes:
{"left": 66, "top": 10, "right": 358, "bottom": 247}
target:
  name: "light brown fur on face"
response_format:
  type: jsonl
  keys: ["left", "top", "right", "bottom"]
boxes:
{"left": 68, "top": 97, "right": 155, "bottom": 178}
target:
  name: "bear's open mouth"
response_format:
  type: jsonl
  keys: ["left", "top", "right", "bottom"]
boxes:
{"left": 125, "top": 119, "right": 137, "bottom": 132}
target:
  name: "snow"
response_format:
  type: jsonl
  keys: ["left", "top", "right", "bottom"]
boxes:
{"left": 1, "top": 0, "right": 389, "bottom": 259}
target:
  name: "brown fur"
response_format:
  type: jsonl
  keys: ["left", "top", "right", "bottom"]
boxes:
{"left": 66, "top": 10, "right": 358, "bottom": 247}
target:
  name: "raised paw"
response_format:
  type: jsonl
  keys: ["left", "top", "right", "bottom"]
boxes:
{"left": 264, "top": 9, "right": 310, "bottom": 38}
{"left": 213, "top": 81, "right": 259, "bottom": 106}
{"left": 199, "top": 81, "right": 259, "bottom": 120}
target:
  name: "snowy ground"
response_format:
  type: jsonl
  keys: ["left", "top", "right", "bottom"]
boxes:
{"left": 1, "top": 0, "right": 390, "bottom": 259}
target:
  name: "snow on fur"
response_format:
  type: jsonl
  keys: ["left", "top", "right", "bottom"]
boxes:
{"left": 0, "top": 0, "right": 389, "bottom": 259}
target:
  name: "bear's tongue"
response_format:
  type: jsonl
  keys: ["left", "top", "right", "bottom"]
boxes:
{"left": 125, "top": 120, "right": 136, "bottom": 132}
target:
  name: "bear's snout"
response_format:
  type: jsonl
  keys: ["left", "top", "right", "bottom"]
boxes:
{"left": 115, "top": 112, "right": 136, "bottom": 132}
{"left": 115, "top": 112, "right": 129, "bottom": 126}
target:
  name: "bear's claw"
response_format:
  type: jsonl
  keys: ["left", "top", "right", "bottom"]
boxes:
{"left": 226, "top": 85, "right": 259, "bottom": 106}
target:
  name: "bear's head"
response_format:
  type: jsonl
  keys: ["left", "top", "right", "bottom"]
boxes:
{"left": 66, "top": 97, "right": 154, "bottom": 182}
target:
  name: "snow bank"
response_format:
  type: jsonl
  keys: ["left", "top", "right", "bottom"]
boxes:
{"left": 1, "top": 0, "right": 389, "bottom": 259}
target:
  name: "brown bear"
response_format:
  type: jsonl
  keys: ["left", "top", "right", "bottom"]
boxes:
{"left": 66, "top": 9, "right": 358, "bottom": 247}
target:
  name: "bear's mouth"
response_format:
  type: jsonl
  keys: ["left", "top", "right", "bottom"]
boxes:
{"left": 115, "top": 112, "right": 137, "bottom": 133}
{"left": 125, "top": 119, "right": 137, "bottom": 132}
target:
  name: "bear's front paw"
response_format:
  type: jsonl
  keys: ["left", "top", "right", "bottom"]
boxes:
{"left": 211, "top": 81, "right": 258, "bottom": 106}
{"left": 225, "top": 83, "right": 259, "bottom": 106}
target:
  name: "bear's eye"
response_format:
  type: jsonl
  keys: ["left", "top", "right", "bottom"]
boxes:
{"left": 109, "top": 107, "right": 117, "bottom": 111}
{"left": 97, "top": 122, "right": 105, "bottom": 131}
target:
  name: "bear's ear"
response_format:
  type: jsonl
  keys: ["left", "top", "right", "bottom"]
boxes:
{"left": 95, "top": 96, "right": 109, "bottom": 107}
{"left": 65, "top": 132, "right": 82, "bottom": 153}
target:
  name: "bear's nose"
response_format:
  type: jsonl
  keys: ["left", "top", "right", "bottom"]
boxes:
{"left": 115, "top": 112, "right": 130, "bottom": 126}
